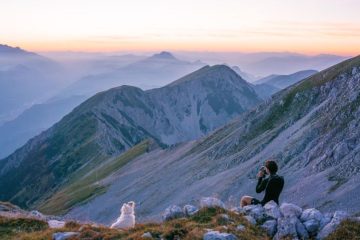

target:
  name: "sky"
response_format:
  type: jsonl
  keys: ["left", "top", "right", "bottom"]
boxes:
{"left": 0, "top": 0, "right": 359, "bottom": 55}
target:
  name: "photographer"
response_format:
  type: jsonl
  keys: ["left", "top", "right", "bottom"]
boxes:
{"left": 240, "top": 160, "right": 284, "bottom": 207}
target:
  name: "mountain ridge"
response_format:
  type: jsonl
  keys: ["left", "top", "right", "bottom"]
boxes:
{"left": 62, "top": 55, "right": 360, "bottom": 223}
{"left": 0, "top": 64, "right": 262, "bottom": 213}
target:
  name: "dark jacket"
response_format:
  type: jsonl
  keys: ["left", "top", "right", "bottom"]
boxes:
{"left": 256, "top": 174, "right": 284, "bottom": 205}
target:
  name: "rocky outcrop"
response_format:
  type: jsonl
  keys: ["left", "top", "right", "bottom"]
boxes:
{"left": 161, "top": 198, "right": 356, "bottom": 240}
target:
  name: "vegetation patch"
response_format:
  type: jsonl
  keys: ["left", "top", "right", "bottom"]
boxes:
{"left": 38, "top": 140, "right": 151, "bottom": 215}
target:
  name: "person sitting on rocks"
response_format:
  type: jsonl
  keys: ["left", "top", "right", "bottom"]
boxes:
{"left": 240, "top": 160, "right": 284, "bottom": 207}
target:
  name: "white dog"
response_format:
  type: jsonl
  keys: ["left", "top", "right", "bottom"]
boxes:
{"left": 110, "top": 201, "right": 136, "bottom": 229}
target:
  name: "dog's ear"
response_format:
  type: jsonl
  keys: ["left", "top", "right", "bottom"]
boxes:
{"left": 128, "top": 201, "right": 135, "bottom": 208}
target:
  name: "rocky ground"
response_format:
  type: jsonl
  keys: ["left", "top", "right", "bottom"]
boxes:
{"left": 1, "top": 198, "right": 359, "bottom": 240}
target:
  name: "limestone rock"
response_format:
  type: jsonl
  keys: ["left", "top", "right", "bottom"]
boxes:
{"left": 244, "top": 215, "right": 256, "bottom": 225}
{"left": 141, "top": 232, "right": 153, "bottom": 238}
{"left": 52, "top": 232, "right": 79, "bottom": 240}
{"left": 200, "top": 197, "right": 225, "bottom": 209}
{"left": 48, "top": 220, "right": 66, "bottom": 229}
{"left": 162, "top": 205, "right": 184, "bottom": 221}
{"left": 264, "top": 200, "right": 282, "bottom": 219}
{"left": 203, "top": 230, "right": 237, "bottom": 240}
{"left": 261, "top": 219, "right": 277, "bottom": 237}
{"left": 280, "top": 203, "right": 302, "bottom": 218}
{"left": 183, "top": 204, "right": 199, "bottom": 216}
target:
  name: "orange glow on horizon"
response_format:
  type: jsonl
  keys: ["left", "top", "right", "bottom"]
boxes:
{"left": 11, "top": 39, "right": 357, "bottom": 57}
{"left": 1, "top": 0, "right": 359, "bottom": 57}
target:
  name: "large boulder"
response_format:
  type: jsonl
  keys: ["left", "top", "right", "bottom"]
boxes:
{"left": 200, "top": 197, "right": 225, "bottom": 209}
{"left": 261, "top": 219, "right": 277, "bottom": 237}
{"left": 243, "top": 205, "right": 266, "bottom": 221}
{"left": 183, "top": 204, "right": 199, "bottom": 216}
{"left": 274, "top": 216, "right": 309, "bottom": 240}
{"left": 296, "top": 219, "right": 310, "bottom": 240}
{"left": 280, "top": 203, "right": 303, "bottom": 218}
{"left": 264, "top": 201, "right": 282, "bottom": 219}
{"left": 203, "top": 231, "right": 237, "bottom": 240}
{"left": 162, "top": 205, "right": 185, "bottom": 221}
{"left": 303, "top": 218, "right": 320, "bottom": 236}
{"left": 300, "top": 208, "right": 323, "bottom": 222}
{"left": 274, "top": 217, "right": 298, "bottom": 240}
{"left": 317, "top": 211, "right": 349, "bottom": 240}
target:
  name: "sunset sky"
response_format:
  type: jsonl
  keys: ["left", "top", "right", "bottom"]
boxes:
{"left": 0, "top": 0, "right": 359, "bottom": 55}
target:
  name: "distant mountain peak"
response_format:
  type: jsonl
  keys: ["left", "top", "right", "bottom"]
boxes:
{"left": 0, "top": 44, "right": 26, "bottom": 54}
{"left": 167, "top": 64, "right": 249, "bottom": 87}
{"left": 150, "top": 51, "right": 177, "bottom": 60}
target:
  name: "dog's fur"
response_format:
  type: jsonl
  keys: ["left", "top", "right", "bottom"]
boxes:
{"left": 110, "top": 201, "right": 136, "bottom": 229}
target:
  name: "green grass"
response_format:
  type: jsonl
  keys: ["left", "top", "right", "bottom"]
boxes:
{"left": 38, "top": 140, "right": 151, "bottom": 215}
{"left": 0, "top": 216, "right": 48, "bottom": 240}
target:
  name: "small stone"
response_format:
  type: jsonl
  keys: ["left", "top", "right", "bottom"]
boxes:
{"left": 236, "top": 224, "right": 246, "bottom": 232}
{"left": 261, "top": 220, "right": 277, "bottom": 237}
{"left": 183, "top": 204, "right": 199, "bottom": 216}
{"left": 142, "top": 232, "right": 153, "bottom": 238}
{"left": 162, "top": 205, "right": 185, "bottom": 221}
{"left": 200, "top": 197, "right": 225, "bottom": 209}
{"left": 52, "top": 232, "right": 79, "bottom": 240}
{"left": 48, "top": 220, "right": 66, "bottom": 229}
{"left": 30, "top": 210, "right": 46, "bottom": 220}
{"left": 280, "top": 203, "right": 302, "bottom": 218}
{"left": 244, "top": 215, "right": 256, "bottom": 225}
{"left": 203, "top": 230, "right": 237, "bottom": 240}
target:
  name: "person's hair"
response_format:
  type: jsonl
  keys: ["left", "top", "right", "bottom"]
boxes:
{"left": 265, "top": 160, "right": 278, "bottom": 174}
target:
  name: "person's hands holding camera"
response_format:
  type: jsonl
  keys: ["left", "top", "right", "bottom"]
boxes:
{"left": 257, "top": 166, "right": 267, "bottom": 179}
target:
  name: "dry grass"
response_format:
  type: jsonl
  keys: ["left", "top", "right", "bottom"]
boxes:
{"left": 326, "top": 220, "right": 360, "bottom": 240}
{"left": 4, "top": 207, "right": 359, "bottom": 240}
{"left": 0, "top": 207, "right": 270, "bottom": 240}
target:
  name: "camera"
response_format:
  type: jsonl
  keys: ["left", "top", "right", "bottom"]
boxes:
{"left": 260, "top": 166, "right": 267, "bottom": 175}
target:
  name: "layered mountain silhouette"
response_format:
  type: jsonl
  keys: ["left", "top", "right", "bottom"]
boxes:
{"left": 0, "top": 44, "right": 63, "bottom": 123}
{"left": 61, "top": 51, "right": 206, "bottom": 97}
{"left": 0, "top": 51, "right": 205, "bottom": 159}
{"left": 0, "top": 65, "right": 261, "bottom": 212}
{"left": 255, "top": 70, "right": 318, "bottom": 89}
